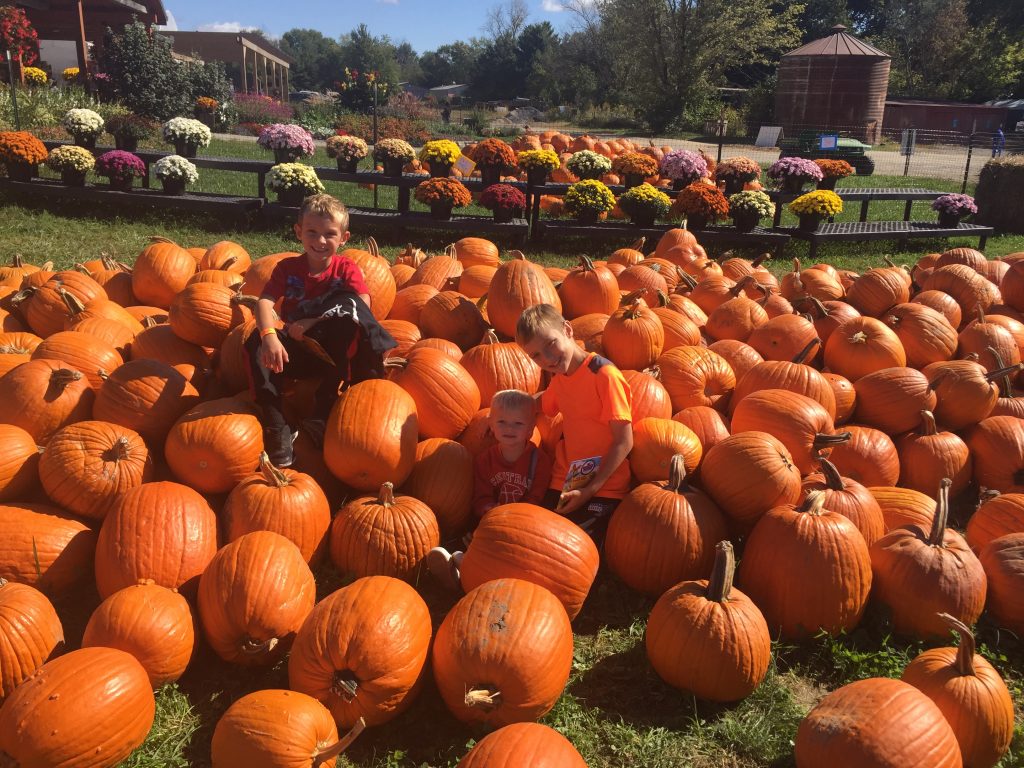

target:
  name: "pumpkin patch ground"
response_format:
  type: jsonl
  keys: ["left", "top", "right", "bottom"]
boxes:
{"left": 2, "top": 201, "right": 1024, "bottom": 768}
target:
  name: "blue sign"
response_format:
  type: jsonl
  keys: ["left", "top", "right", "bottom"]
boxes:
{"left": 819, "top": 134, "right": 839, "bottom": 150}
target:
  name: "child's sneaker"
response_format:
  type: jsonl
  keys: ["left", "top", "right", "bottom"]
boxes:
{"left": 264, "top": 426, "right": 297, "bottom": 468}
{"left": 426, "top": 547, "right": 462, "bottom": 592}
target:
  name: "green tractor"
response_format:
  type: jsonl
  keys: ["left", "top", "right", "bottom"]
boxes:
{"left": 778, "top": 131, "right": 876, "bottom": 175}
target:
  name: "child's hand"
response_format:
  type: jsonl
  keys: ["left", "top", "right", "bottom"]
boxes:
{"left": 555, "top": 487, "right": 592, "bottom": 516}
{"left": 260, "top": 334, "right": 288, "bottom": 373}
{"left": 287, "top": 317, "right": 319, "bottom": 340}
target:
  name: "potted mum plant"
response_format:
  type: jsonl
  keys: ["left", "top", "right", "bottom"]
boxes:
{"left": 194, "top": 96, "right": 219, "bottom": 128}
{"left": 932, "top": 194, "right": 977, "bottom": 228}
{"left": 617, "top": 183, "right": 672, "bottom": 228}
{"left": 611, "top": 152, "right": 660, "bottom": 189}
{"left": 266, "top": 163, "right": 325, "bottom": 206}
{"left": 45, "top": 144, "right": 95, "bottom": 187}
{"left": 95, "top": 150, "right": 146, "bottom": 192}
{"left": 414, "top": 177, "right": 472, "bottom": 220}
{"left": 473, "top": 138, "right": 517, "bottom": 186}
{"left": 767, "top": 157, "right": 824, "bottom": 194}
{"left": 62, "top": 108, "right": 104, "bottom": 150}
{"left": 714, "top": 157, "right": 761, "bottom": 195}
{"left": 479, "top": 183, "right": 526, "bottom": 223}
{"left": 325, "top": 135, "right": 368, "bottom": 173}
{"left": 153, "top": 155, "right": 199, "bottom": 196}
{"left": 728, "top": 190, "right": 774, "bottom": 232}
{"left": 814, "top": 159, "right": 853, "bottom": 190}
{"left": 517, "top": 149, "right": 560, "bottom": 187}
{"left": 374, "top": 138, "right": 416, "bottom": 177}
{"left": 0, "top": 131, "right": 48, "bottom": 182}
{"left": 672, "top": 182, "right": 730, "bottom": 230}
{"left": 162, "top": 118, "right": 212, "bottom": 158}
{"left": 789, "top": 190, "right": 843, "bottom": 231}
{"left": 106, "top": 114, "right": 156, "bottom": 153}
{"left": 563, "top": 179, "right": 616, "bottom": 224}
{"left": 660, "top": 149, "right": 708, "bottom": 190}
{"left": 419, "top": 139, "right": 462, "bottom": 177}
{"left": 566, "top": 150, "right": 611, "bottom": 181}
{"left": 258, "top": 123, "right": 316, "bottom": 164}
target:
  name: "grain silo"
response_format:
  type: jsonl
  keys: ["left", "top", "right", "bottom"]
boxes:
{"left": 775, "top": 25, "right": 890, "bottom": 143}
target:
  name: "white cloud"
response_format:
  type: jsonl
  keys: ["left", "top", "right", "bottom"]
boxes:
{"left": 541, "top": 0, "right": 564, "bottom": 9}
{"left": 156, "top": 9, "right": 178, "bottom": 30}
{"left": 197, "top": 21, "right": 244, "bottom": 32}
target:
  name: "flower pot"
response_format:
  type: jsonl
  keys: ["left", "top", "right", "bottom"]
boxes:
{"left": 61, "top": 169, "right": 87, "bottom": 187}
{"left": 73, "top": 135, "right": 97, "bottom": 151}
{"left": 722, "top": 177, "right": 746, "bottom": 196}
{"left": 526, "top": 168, "right": 549, "bottom": 187}
{"left": 578, "top": 169, "right": 604, "bottom": 181}
{"left": 575, "top": 210, "right": 600, "bottom": 225}
{"left": 276, "top": 187, "right": 307, "bottom": 206}
{"left": 672, "top": 177, "right": 690, "bottom": 191}
{"left": 480, "top": 165, "right": 503, "bottom": 187}
{"left": 937, "top": 211, "right": 962, "bottom": 228}
{"left": 816, "top": 177, "right": 838, "bottom": 191}
{"left": 114, "top": 135, "right": 139, "bottom": 152}
{"left": 161, "top": 177, "right": 187, "bottom": 196}
{"left": 382, "top": 158, "right": 404, "bottom": 178}
{"left": 430, "top": 202, "right": 454, "bottom": 220}
{"left": 798, "top": 213, "right": 823, "bottom": 232}
{"left": 108, "top": 176, "right": 133, "bottom": 192}
{"left": 732, "top": 210, "right": 761, "bottom": 232}
{"left": 782, "top": 176, "right": 809, "bottom": 194}
{"left": 274, "top": 148, "right": 304, "bottom": 164}
{"left": 686, "top": 214, "right": 709, "bottom": 231}
{"left": 173, "top": 139, "right": 199, "bottom": 158}
{"left": 623, "top": 173, "right": 645, "bottom": 190}
{"left": 336, "top": 157, "right": 359, "bottom": 173}
{"left": 6, "top": 161, "right": 36, "bottom": 182}
{"left": 493, "top": 207, "right": 517, "bottom": 223}
{"left": 631, "top": 211, "right": 657, "bottom": 228}
{"left": 196, "top": 113, "right": 215, "bottom": 130}
{"left": 429, "top": 161, "right": 453, "bottom": 178}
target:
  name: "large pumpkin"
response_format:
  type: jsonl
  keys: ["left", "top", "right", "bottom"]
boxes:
{"left": 0, "top": 359, "right": 94, "bottom": 442}
{"left": 31, "top": 329, "right": 123, "bottom": 390}
{"left": 0, "top": 424, "right": 40, "bottom": 502}
{"left": 558, "top": 255, "right": 620, "bottom": 319}
{"left": 459, "top": 329, "right": 541, "bottom": 407}
{"left": 966, "top": 493, "right": 1024, "bottom": 553}
{"left": 22, "top": 271, "right": 107, "bottom": 339}
{"left": 628, "top": 417, "right": 702, "bottom": 481}
{"left": 457, "top": 723, "right": 588, "bottom": 767}
{"left": 131, "top": 236, "right": 196, "bottom": 308}
{"left": 418, "top": 290, "right": 489, "bottom": 351}
{"left": 487, "top": 252, "right": 562, "bottom": 339}
{"left": 896, "top": 410, "right": 973, "bottom": 498}
{"left": 168, "top": 282, "right": 252, "bottom": 348}
{"left": 657, "top": 345, "right": 736, "bottom": 412}
{"left": 288, "top": 575, "right": 431, "bottom": 728}
{"left": 93, "top": 358, "right": 201, "bottom": 445}
{"left": 800, "top": 458, "right": 885, "bottom": 546}
{"left": 452, "top": 237, "right": 501, "bottom": 268}
{"left": 0, "top": 579, "right": 64, "bottom": 702}
{"left": 979, "top": 532, "right": 1024, "bottom": 637}
{"left": 882, "top": 302, "right": 958, "bottom": 368}
{"left": 339, "top": 237, "right": 396, "bottom": 320}
{"left": 387, "top": 347, "right": 480, "bottom": 439}
{"left": 0, "top": 502, "right": 97, "bottom": 594}
{"left": 401, "top": 438, "right": 474, "bottom": 537}
{"left": 852, "top": 366, "right": 937, "bottom": 436}
{"left": 824, "top": 316, "right": 907, "bottom": 381}
{"left": 827, "top": 424, "right": 901, "bottom": 487}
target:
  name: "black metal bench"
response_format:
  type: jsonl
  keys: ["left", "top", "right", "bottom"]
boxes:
{"left": 536, "top": 221, "right": 791, "bottom": 257}
{"left": 767, "top": 188, "right": 947, "bottom": 227}
{"left": 776, "top": 221, "right": 994, "bottom": 258}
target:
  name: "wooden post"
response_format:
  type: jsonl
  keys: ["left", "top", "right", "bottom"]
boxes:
{"left": 261, "top": 54, "right": 268, "bottom": 96}
{"left": 284, "top": 67, "right": 288, "bottom": 99}
{"left": 240, "top": 44, "right": 247, "bottom": 94}
{"left": 75, "top": 0, "right": 91, "bottom": 89}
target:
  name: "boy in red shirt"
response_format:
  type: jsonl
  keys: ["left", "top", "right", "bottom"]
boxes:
{"left": 248, "top": 194, "right": 395, "bottom": 466}
{"left": 426, "top": 389, "right": 552, "bottom": 590}
{"left": 516, "top": 303, "right": 633, "bottom": 543}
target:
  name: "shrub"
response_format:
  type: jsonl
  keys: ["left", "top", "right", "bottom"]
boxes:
{"left": 975, "top": 157, "right": 1024, "bottom": 233}
{"left": 185, "top": 59, "right": 232, "bottom": 104}
{"left": 334, "top": 113, "right": 430, "bottom": 145}
{"left": 232, "top": 93, "right": 293, "bottom": 125}
{"left": 95, "top": 21, "right": 192, "bottom": 120}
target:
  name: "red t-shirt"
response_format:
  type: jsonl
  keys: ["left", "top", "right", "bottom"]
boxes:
{"left": 473, "top": 443, "right": 553, "bottom": 517}
{"left": 261, "top": 254, "right": 369, "bottom": 321}
{"left": 541, "top": 352, "right": 633, "bottom": 499}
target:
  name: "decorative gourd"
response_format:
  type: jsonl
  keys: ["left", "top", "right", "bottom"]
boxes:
{"left": 330, "top": 482, "right": 439, "bottom": 581}
{"left": 646, "top": 541, "right": 770, "bottom": 701}
{"left": 852, "top": 367, "right": 937, "bottom": 435}
{"left": 198, "top": 531, "right": 315, "bottom": 666}
{"left": 966, "top": 493, "right": 1024, "bottom": 553}
{"left": 795, "top": 678, "right": 964, "bottom": 768}
{"left": 827, "top": 425, "right": 900, "bottom": 487}
{"left": 870, "top": 480, "right": 987, "bottom": 638}
{"left": 0, "top": 424, "right": 39, "bottom": 501}
{"left": 0, "top": 647, "right": 155, "bottom": 768}
{"left": 460, "top": 329, "right": 542, "bottom": 407}
{"left": 487, "top": 252, "right": 562, "bottom": 340}
{"left": 901, "top": 613, "right": 1014, "bottom": 768}
{"left": 896, "top": 411, "right": 973, "bottom": 497}
{"left": 288, "top": 576, "right": 432, "bottom": 728}
{"left": 222, "top": 452, "right": 331, "bottom": 565}
{"left": 432, "top": 578, "right": 573, "bottom": 726}
{"left": 386, "top": 348, "right": 480, "bottom": 439}
{"left": 94, "top": 481, "right": 217, "bottom": 599}
{"left": 629, "top": 417, "right": 702, "bottom": 481}
{"left": 457, "top": 723, "right": 588, "bottom": 768}
{"left": 801, "top": 458, "right": 885, "bottom": 546}
{"left": 81, "top": 580, "right": 195, "bottom": 687}
{"left": 401, "top": 438, "right": 474, "bottom": 537}
{"left": 0, "top": 579, "right": 63, "bottom": 702}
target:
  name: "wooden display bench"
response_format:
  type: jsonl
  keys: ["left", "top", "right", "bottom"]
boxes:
{"left": 0, "top": 177, "right": 264, "bottom": 219}
{"left": 776, "top": 221, "right": 994, "bottom": 259}
{"left": 535, "top": 220, "right": 791, "bottom": 256}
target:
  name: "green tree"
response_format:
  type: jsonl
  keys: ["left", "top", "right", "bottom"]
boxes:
{"left": 336, "top": 24, "right": 400, "bottom": 104}
{"left": 418, "top": 42, "right": 480, "bottom": 86}
{"left": 95, "top": 21, "right": 192, "bottom": 119}
{"left": 394, "top": 41, "right": 423, "bottom": 84}
{"left": 280, "top": 28, "right": 342, "bottom": 91}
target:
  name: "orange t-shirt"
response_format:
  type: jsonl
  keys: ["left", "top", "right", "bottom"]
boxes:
{"left": 541, "top": 352, "right": 633, "bottom": 499}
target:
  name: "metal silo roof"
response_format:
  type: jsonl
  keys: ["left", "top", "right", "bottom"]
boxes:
{"left": 783, "top": 25, "right": 890, "bottom": 58}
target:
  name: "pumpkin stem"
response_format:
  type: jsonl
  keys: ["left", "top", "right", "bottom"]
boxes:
{"left": 313, "top": 718, "right": 366, "bottom": 765}
{"left": 578, "top": 255, "right": 595, "bottom": 271}
{"left": 813, "top": 431, "right": 852, "bottom": 448}
{"left": 798, "top": 490, "right": 828, "bottom": 516}
{"left": 378, "top": 481, "right": 395, "bottom": 507}
{"left": 58, "top": 287, "right": 87, "bottom": 316}
{"left": 47, "top": 367, "right": 84, "bottom": 394}
{"left": 975, "top": 305, "right": 986, "bottom": 325}
{"left": 792, "top": 337, "right": 822, "bottom": 365}
{"left": 928, "top": 478, "right": 953, "bottom": 547}
{"left": 105, "top": 436, "right": 132, "bottom": 463}
{"left": 240, "top": 636, "right": 279, "bottom": 655}
{"left": 935, "top": 612, "right": 978, "bottom": 677}
{"left": 620, "top": 289, "right": 646, "bottom": 307}
{"left": 707, "top": 541, "right": 736, "bottom": 603}
{"left": 465, "top": 687, "right": 503, "bottom": 710}
{"left": 481, "top": 329, "right": 499, "bottom": 345}
{"left": 330, "top": 670, "right": 360, "bottom": 702}
{"left": 987, "top": 347, "right": 1016, "bottom": 398}
{"left": 666, "top": 454, "right": 688, "bottom": 494}
{"left": 141, "top": 315, "right": 160, "bottom": 329}
{"left": 509, "top": 250, "right": 526, "bottom": 261}
{"left": 791, "top": 258, "right": 801, "bottom": 274}
{"left": 850, "top": 331, "right": 868, "bottom": 344}
{"left": 985, "top": 362, "right": 1024, "bottom": 383}
{"left": 752, "top": 253, "right": 770, "bottom": 268}
{"left": 258, "top": 452, "right": 290, "bottom": 487}
{"left": 10, "top": 254, "right": 23, "bottom": 268}
{"left": 675, "top": 272, "right": 698, "bottom": 291}
{"left": 367, "top": 237, "right": 380, "bottom": 259}
{"left": 817, "top": 458, "right": 845, "bottom": 491}
{"left": 148, "top": 235, "right": 179, "bottom": 245}
{"left": 729, "top": 275, "right": 756, "bottom": 297}
{"left": 919, "top": 410, "right": 939, "bottom": 436}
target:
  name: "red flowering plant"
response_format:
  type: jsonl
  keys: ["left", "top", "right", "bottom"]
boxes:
{"left": 479, "top": 183, "right": 526, "bottom": 213}
{"left": 471, "top": 138, "right": 517, "bottom": 169}
{"left": 611, "top": 151, "right": 659, "bottom": 177}
{"left": 414, "top": 177, "right": 472, "bottom": 207}
{"left": 672, "top": 182, "right": 730, "bottom": 220}
{"left": 0, "top": 131, "right": 47, "bottom": 165}
{"left": 0, "top": 7, "right": 39, "bottom": 66}
{"left": 95, "top": 150, "right": 146, "bottom": 182}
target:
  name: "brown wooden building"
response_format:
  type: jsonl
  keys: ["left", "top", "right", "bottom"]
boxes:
{"left": 883, "top": 98, "right": 1009, "bottom": 134}
{"left": 164, "top": 31, "right": 293, "bottom": 98}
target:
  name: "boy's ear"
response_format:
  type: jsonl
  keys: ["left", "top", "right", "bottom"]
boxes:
{"left": 562, "top": 320, "right": 575, "bottom": 339}
{"left": 339, "top": 230, "right": 351, "bottom": 246}
{"left": 293, "top": 220, "right": 303, "bottom": 240}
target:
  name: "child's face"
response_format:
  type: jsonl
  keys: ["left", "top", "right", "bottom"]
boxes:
{"left": 520, "top": 321, "right": 578, "bottom": 376}
{"left": 294, "top": 213, "right": 350, "bottom": 260}
{"left": 489, "top": 404, "right": 535, "bottom": 450}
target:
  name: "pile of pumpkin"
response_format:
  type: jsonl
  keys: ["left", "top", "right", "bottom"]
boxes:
{"left": 0, "top": 229, "right": 1023, "bottom": 767}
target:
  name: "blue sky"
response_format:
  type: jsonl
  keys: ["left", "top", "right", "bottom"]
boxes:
{"left": 160, "top": 0, "right": 585, "bottom": 52}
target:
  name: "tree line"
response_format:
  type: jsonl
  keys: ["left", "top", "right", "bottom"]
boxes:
{"left": 278, "top": 0, "right": 1024, "bottom": 132}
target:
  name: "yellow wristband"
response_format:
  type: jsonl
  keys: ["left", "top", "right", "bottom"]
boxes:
{"left": 259, "top": 327, "right": 277, "bottom": 338}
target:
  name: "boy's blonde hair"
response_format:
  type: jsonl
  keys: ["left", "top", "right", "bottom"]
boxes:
{"left": 490, "top": 389, "right": 537, "bottom": 418}
{"left": 298, "top": 193, "right": 350, "bottom": 232}
{"left": 515, "top": 303, "right": 567, "bottom": 344}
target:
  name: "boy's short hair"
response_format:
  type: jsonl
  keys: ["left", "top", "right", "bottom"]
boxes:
{"left": 515, "top": 303, "right": 567, "bottom": 344}
{"left": 298, "top": 193, "right": 350, "bottom": 232}
{"left": 490, "top": 389, "right": 537, "bottom": 417}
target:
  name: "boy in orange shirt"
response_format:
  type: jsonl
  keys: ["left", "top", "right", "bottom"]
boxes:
{"left": 516, "top": 303, "right": 633, "bottom": 543}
